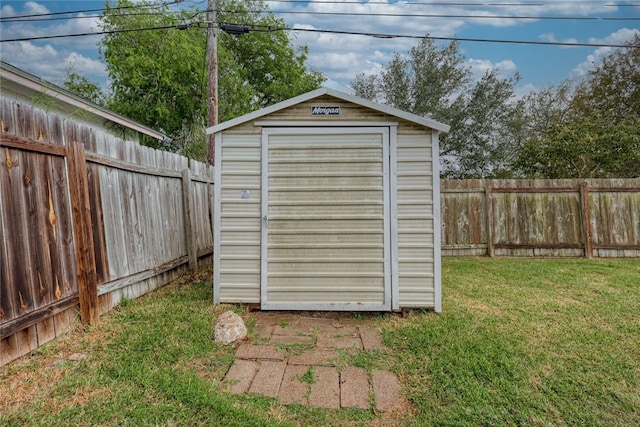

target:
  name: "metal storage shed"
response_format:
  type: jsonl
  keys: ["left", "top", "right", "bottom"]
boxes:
{"left": 207, "top": 88, "right": 449, "bottom": 312}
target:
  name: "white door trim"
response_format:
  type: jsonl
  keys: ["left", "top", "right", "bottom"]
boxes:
{"left": 260, "top": 126, "right": 392, "bottom": 311}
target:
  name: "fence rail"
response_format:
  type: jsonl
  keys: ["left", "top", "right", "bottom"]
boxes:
{"left": 441, "top": 179, "right": 640, "bottom": 258}
{"left": 1, "top": 99, "right": 214, "bottom": 366}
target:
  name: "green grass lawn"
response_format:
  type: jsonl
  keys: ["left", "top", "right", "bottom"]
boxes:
{"left": 1, "top": 258, "right": 639, "bottom": 426}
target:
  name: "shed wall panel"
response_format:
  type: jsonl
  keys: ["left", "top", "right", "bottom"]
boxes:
{"left": 218, "top": 134, "right": 262, "bottom": 302}
{"left": 396, "top": 133, "right": 436, "bottom": 308}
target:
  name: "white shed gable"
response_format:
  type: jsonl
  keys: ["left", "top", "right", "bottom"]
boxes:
{"left": 206, "top": 87, "right": 450, "bottom": 135}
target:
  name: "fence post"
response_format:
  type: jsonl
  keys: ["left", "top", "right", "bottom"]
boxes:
{"left": 485, "top": 184, "right": 494, "bottom": 257}
{"left": 182, "top": 168, "right": 197, "bottom": 269}
{"left": 580, "top": 181, "right": 593, "bottom": 259}
{"left": 69, "top": 141, "right": 98, "bottom": 325}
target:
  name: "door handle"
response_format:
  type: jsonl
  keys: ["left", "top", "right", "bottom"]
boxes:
{"left": 263, "top": 215, "right": 268, "bottom": 228}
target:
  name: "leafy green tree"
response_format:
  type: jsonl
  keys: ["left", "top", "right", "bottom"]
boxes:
{"left": 517, "top": 34, "right": 640, "bottom": 178}
{"left": 100, "top": 0, "right": 324, "bottom": 154}
{"left": 572, "top": 33, "right": 640, "bottom": 122}
{"left": 518, "top": 116, "right": 640, "bottom": 178}
{"left": 351, "top": 38, "right": 521, "bottom": 178}
{"left": 62, "top": 64, "right": 107, "bottom": 106}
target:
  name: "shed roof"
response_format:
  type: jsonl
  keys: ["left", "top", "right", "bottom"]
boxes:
{"left": 1, "top": 61, "right": 166, "bottom": 142}
{"left": 206, "top": 87, "right": 450, "bottom": 134}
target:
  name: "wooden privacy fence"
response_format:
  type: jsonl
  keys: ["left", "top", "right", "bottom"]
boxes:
{"left": 1, "top": 99, "right": 214, "bottom": 366}
{"left": 441, "top": 179, "right": 640, "bottom": 258}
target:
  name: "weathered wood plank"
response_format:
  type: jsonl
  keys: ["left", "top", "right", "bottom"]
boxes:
{"left": 35, "top": 315, "right": 55, "bottom": 346}
{"left": 580, "top": 182, "right": 593, "bottom": 258}
{"left": 48, "top": 150, "right": 77, "bottom": 302}
{"left": 87, "top": 161, "right": 109, "bottom": 285}
{"left": 85, "top": 151, "right": 183, "bottom": 178}
{"left": 182, "top": 169, "right": 197, "bottom": 269}
{"left": 1, "top": 146, "right": 34, "bottom": 322}
{"left": 0, "top": 296, "right": 79, "bottom": 339}
{"left": 97, "top": 256, "right": 189, "bottom": 296}
{"left": 0, "top": 134, "right": 67, "bottom": 156}
{"left": 486, "top": 185, "right": 494, "bottom": 257}
{"left": 69, "top": 141, "right": 98, "bottom": 325}
{"left": 23, "top": 150, "right": 54, "bottom": 312}
{"left": 1, "top": 334, "right": 19, "bottom": 366}
{"left": 53, "top": 306, "right": 78, "bottom": 338}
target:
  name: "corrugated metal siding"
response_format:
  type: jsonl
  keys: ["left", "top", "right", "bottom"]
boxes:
{"left": 396, "top": 133, "right": 436, "bottom": 307}
{"left": 265, "top": 132, "right": 388, "bottom": 307}
{"left": 218, "top": 134, "right": 261, "bottom": 302}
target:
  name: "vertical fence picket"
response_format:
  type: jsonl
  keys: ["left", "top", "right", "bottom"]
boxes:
{"left": 69, "top": 140, "right": 98, "bottom": 325}
{"left": 485, "top": 185, "right": 494, "bottom": 257}
{"left": 580, "top": 182, "right": 594, "bottom": 259}
{"left": 182, "top": 168, "right": 197, "bottom": 269}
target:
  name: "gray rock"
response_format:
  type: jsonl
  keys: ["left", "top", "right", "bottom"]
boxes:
{"left": 214, "top": 311, "right": 247, "bottom": 344}
{"left": 47, "top": 359, "right": 66, "bottom": 369}
{"left": 68, "top": 353, "right": 88, "bottom": 362}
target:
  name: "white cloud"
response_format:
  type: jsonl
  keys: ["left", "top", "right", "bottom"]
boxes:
{"left": 0, "top": 5, "right": 17, "bottom": 17}
{"left": 1, "top": 41, "right": 61, "bottom": 79}
{"left": 572, "top": 28, "right": 639, "bottom": 77}
{"left": 538, "top": 33, "right": 579, "bottom": 46}
{"left": 1, "top": 40, "right": 106, "bottom": 87}
{"left": 514, "top": 83, "right": 538, "bottom": 100}
{"left": 468, "top": 58, "right": 518, "bottom": 79}
{"left": 23, "top": 1, "right": 50, "bottom": 15}
{"left": 0, "top": 2, "right": 107, "bottom": 88}
{"left": 65, "top": 52, "right": 108, "bottom": 78}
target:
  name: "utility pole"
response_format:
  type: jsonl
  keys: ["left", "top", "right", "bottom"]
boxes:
{"left": 206, "top": 0, "right": 217, "bottom": 166}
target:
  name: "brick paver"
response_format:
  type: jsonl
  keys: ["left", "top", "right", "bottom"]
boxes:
{"left": 288, "top": 348, "right": 335, "bottom": 366}
{"left": 372, "top": 369, "right": 403, "bottom": 412}
{"left": 236, "top": 344, "right": 286, "bottom": 361}
{"left": 340, "top": 366, "right": 370, "bottom": 409}
{"left": 309, "top": 366, "right": 340, "bottom": 409}
{"left": 297, "top": 317, "right": 339, "bottom": 327}
{"left": 225, "top": 359, "right": 258, "bottom": 394}
{"left": 252, "top": 324, "right": 274, "bottom": 340}
{"left": 316, "top": 326, "right": 359, "bottom": 337}
{"left": 278, "top": 364, "right": 310, "bottom": 405}
{"left": 272, "top": 325, "right": 316, "bottom": 336}
{"left": 269, "top": 335, "right": 315, "bottom": 346}
{"left": 359, "top": 327, "right": 385, "bottom": 351}
{"left": 248, "top": 360, "right": 287, "bottom": 397}
{"left": 316, "top": 335, "right": 362, "bottom": 349}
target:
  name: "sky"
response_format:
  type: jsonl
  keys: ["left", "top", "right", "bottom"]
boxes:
{"left": 0, "top": 0, "right": 639, "bottom": 100}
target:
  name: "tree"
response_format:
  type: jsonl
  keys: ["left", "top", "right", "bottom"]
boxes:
{"left": 62, "top": 63, "right": 107, "bottom": 106}
{"left": 517, "top": 34, "right": 640, "bottom": 178}
{"left": 100, "top": 0, "right": 324, "bottom": 154}
{"left": 572, "top": 33, "right": 640, "bottom": 122}
{"left": 351, "top": 38, "right": 521, "bottom": 178}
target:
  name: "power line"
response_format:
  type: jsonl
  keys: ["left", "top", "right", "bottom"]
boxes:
{"left": 265, "top": 0, "right": 639, "bottom": 4}
{"left": 1, "top": 19, "right": 636, "bottom": 48}
{"left": 246, "top": 10, "right": 640, "bottom": 21}
{"left": 3, "top": 0, "right": 639, "bottom": 23}
{"left": 1, "top": 11, "right": 195, "bottom": 24}
{"left": 0, "top": 24, "right": 189, "bottom": 43}
{"left": 224, "top": 22, "right": 639, "bottom": 48}
{"left": 4, "top": 7, "right": 638, "bottom": 24}
{"left": 0, "top": 0, "right": 183, "bottom": 22}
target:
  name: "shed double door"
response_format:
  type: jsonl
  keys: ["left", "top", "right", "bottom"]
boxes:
{"left": 261, "top": 127, "right": 391, "bottom": 310}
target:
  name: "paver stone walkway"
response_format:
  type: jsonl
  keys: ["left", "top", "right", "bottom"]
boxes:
{"left": 223, "top": 313, "right": 405, "bottom": 412}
